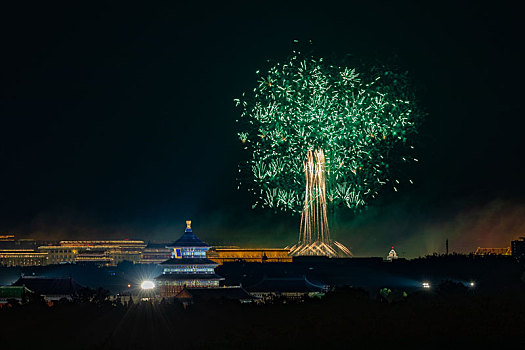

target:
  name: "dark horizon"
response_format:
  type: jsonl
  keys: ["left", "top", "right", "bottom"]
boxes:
{"left": 1, "top": 1, "right": 524, "bottom": 257}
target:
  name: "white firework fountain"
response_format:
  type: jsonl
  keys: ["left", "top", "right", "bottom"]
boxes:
{"left": 288, "top": 149, "right": 352, "bottom": 257}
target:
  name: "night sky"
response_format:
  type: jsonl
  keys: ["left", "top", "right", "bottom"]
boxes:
{"left": 1, "top": 1, "right": 524, "bottom": 257}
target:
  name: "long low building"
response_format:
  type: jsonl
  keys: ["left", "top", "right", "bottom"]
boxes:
{"left": 207, "top": 248, "right": 292, "bottom": 264}
{"left": 0, "top": 249, "right": 48, "bottom": 267}
{"left": 38, "top": 240, "right": 147, "bottom": 266}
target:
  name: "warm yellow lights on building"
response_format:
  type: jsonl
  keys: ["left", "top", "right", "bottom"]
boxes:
{"left": 207, "top": 248, "right": 292, "bottom": 264}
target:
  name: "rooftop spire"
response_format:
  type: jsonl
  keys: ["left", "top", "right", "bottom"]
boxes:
{"left": 186, "top": 220, "right": 192, "bottom": 232}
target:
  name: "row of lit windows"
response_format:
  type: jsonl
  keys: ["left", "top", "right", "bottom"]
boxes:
{"left": 0, "top": 258, "right": 47, "bottom": 267}
{"left": 180, "top": 248, "right": 207, "bottom": 255}
{"left": 0, "top": 255, "right": 47, "bottom": 258}
{"left": 163, "top": 267, "right": 214, "bottom": 274}
{"left": 164, "top": 266, "right": 215, "bottom": 270}
{"left": 159, "top": 280, "right": 219, "bottom": 287}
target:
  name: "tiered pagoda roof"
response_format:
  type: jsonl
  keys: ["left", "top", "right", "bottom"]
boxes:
{"left": 166, "top": 223, "right": 209, "bottom": 248}
{"left": 155, "top": 221, "right": 224, "bottom": 295}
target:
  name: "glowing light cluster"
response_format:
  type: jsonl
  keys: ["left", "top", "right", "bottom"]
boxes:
{"left": 236, "top": 53, "right": 421, "bottom": 214}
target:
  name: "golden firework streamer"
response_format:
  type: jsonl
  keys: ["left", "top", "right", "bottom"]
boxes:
{"left": 291, "top": 149, "right": 352, "bottom": 257}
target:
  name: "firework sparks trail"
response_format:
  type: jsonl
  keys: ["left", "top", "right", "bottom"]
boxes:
{"left": 289, "top": 149, "right": 352, "bottom": 257}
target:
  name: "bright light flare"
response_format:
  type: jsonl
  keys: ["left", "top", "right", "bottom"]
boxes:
{"left": 140, "top": 280, "right": 155, "bottom": 290}
{"left": 422, "top": 282, "right": 431, "bottom": 289}
{"left": 469, "top": 281, "right": 475, "bottom": 288}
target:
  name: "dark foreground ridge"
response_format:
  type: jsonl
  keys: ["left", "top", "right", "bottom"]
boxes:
{"left": 1, "top": 254, "right": 524, "bottom": 349}
{"left": 1, "top": 285, "right": 525, "bottom": 349}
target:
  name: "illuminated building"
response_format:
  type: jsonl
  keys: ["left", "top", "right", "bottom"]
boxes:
{"left": 0, "top": 249, "right": 48, "bottom": 267}
{"left": 107, "top": 249, "right": 142, "bottom": 265}
{"left": 37, "top": 246, "right": 78, "bottom": 264}
{"left": 207, "top": 248, "right": 292, "bottom": 265}
{"left": 155, "top": 221, "right": 224, "bottom": 298}
{"left": 1, "top": 237, "right": 55, "bottom": 250}
{"left": 0, "top": 236, "right": 53, "bottom": 266}
{"left": 386, "top": 247, "right": 398, "bottom": 261}
{"left": 473, "top": 247, "right": 511, "bottom": 256}
{"left": 75, "top": 251, "right": 113, "bottom": 265}
{"left": 511, "top": 237, "right": 525, "bottom": 259}
{"left": 139, "top": 242, "right": 172, "bottom": 264}
{"left": 38, "top": 240, "right": 146, "bottom": 266}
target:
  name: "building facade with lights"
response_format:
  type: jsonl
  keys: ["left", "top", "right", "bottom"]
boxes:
{"left": 0, "top": 250, "right": 48, "bottom": 267}
{"left": 38, "top": 240, "right": 146, "bottom": 266}
{"left": 207, "top": 248, "right": 292, "bottom": 264}
{"left": 155, "top": 221, "right": 224, "bottom": 297}
{"left": 0, "top": 237, "right": 53, "bottom": 266}
{"left": 139, "top": 242, "right": 172, "bottom": 264}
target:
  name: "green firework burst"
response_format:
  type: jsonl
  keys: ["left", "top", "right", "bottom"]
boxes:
{"left": 235, "top": 53, "right": 422, "bottom": 214}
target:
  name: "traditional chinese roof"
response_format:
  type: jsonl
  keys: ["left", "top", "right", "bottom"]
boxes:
{"left": 154, "top": 273, "right": 224, "bottom": 281}
{"left": 166, "top": 230, "right": 210, "bottom": 248}
{"left": 247, "top": 275, "right": 327, "bottom": 293}
{"left": 12, "top": 276, "right": 83, "bottom": 296}
{"left": 175, "top": 286, "right": 256, "bottom": 301}
{"left": 160, "top": 258, "right": 218, "bottom": 266}
{"left": 166, "top": 221, "right": 210, "bottom": 248}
